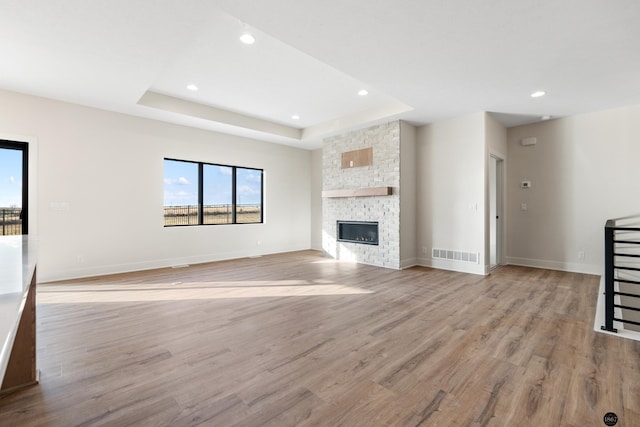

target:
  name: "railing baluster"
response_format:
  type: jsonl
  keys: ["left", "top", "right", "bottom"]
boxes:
{"left": 602, "top": 221, "right": 617, "bottom": 332}
{"left": 602, "top": 217, "right": 640, "bottom": 333}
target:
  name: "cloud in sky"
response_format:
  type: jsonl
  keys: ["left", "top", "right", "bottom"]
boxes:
{"left": 236, "top": 184, "right": 260, "bottom": 204}
{"left": 163, "top": 189, "right": 197, "bottom": 205}
{"left": 243, "top": 173, "right": 261, "bottom": 182}
{"left": 163, "top": 177, "right": 191, "bottom": 185}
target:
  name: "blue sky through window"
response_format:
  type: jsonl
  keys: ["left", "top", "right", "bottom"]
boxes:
{"left": 203, "top": 165, "right": 232, "bottom": 205}
{"left": 164, "top": 160, "right": 198, "bottom": 206}
{"left": 236, "top": 168, "right": 262, "bottom": 205}
{"left": 0, "top": 148, "right": 22, "bottom": 208}
{"left": 164, "top": 160, "right": 262, "bottom": 207}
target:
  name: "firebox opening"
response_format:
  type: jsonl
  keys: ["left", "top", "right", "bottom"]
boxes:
{"left": 337, "top": 221, "right": 379, "bottom": 245}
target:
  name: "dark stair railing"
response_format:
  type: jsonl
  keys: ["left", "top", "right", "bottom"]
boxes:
{"left": 602, "top": 217, "right": 640, "bottom": 332}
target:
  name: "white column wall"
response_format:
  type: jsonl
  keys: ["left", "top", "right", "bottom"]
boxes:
{"left": 310, "top": 148, "right": 323, "bottom": 250}
{"left": 416, "top": 112, "right": 486, "bottom": 275}
{"left": 485, "top": 113, "right": 508, "bottom": 272}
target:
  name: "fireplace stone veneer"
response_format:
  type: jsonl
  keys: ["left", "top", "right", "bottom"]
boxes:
{"left": 322, "top": 121, "right": 401, "bottom": 268}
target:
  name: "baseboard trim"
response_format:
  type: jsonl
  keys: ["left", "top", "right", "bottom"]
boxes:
{"left": 416, "top": 257, "right": 486, "bottom": 276}
{"left": 40, "top": 246, "right": 312, "bottom": 282}
{"left": 0, "top": 370, "right": 39, "bottom": 397}
{"left": 506, "top": 256, "right": 601, "bottom": 276}
{"left": 400, "top": 258, "right": 419, "bottom": 270}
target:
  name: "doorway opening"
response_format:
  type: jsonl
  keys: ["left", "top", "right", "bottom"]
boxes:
{"left": 489, "top": 155, "right": 504, "bottom": 269}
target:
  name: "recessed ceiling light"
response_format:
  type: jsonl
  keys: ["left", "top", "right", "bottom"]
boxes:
{"left": 358, "top": 89, "right": 369, "bottom": 96}
{"left": 291, "top": 115, "right": 300, "bottom": 120}
{"left": 240, "top": 33, "right": 256, "bottom": 45}
{"left": 541, "top": 115, "right": 552, "bottom": 120}
{"left": 531, "top": 91, "right": 546, "bottom": 98}
{"left": 186, "top": 84, "right": 198, "bottom": 91}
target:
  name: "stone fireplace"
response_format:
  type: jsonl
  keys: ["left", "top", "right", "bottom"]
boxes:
{"left": 322, "top": 121, "right": 415, "bottom": 269}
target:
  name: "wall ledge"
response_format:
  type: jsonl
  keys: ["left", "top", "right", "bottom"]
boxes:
{"left": 322, "top": 187, "right": 392, "bottom": 198}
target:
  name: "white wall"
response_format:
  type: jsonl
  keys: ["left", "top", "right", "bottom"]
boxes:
{"left": 0, "top": 89, "right": 312, "bottom": 282}
{"left": 416, "top": 112, "right": 486, "bottom": 274}
{"left": 506, "top": 104, "right": 640, "bottom": 275}
{"left": 310, "top": 148, "right": 323, "bottom": 250}
{"left": 12, "top": 80, "right": 636, "bottom": 282}
{"left": 400, "top": 121, "right": 417, "bottom": 268}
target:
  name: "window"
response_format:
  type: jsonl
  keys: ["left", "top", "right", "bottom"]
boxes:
{"left": 235, "top": 167, "right": 263, "bottom": 224}
{"left": 203, "top": 164, "right": 232, "bottom": 224}
{"left": 163, "top": 158, "right": 263, "bottom": 227}
{"left": 0, "top": 140, "right": 28, "bottom": 235}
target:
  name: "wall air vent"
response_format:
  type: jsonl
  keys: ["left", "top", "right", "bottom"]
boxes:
{"left": 432, "top": 248, "right": 479, "bottom": 264}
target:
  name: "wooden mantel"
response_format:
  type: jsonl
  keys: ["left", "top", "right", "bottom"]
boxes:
{"left": 322, "top": 187, "right": 392, "bottom": 198}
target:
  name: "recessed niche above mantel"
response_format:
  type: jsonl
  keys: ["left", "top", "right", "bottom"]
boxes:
{"left": 322, "top": 187, "right": 392, "bottom": 198}
{"left": 341, "top": 147, "right": 373, "bottom": 169}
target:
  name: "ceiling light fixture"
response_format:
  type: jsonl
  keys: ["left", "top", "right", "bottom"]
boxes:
{"left": 531, "top": 91, "right": 546, "bottom": 98}
{"left": 240, "top": 33, "right": 255, "bottom": 45}
{"left": 541, "top": 115, "right": 552, "bottom": 120}
{"left": 291, "top": 115, "right": 300, "bottom": 120}
{"left": 358, "top": 89, "right": 369, "bottom": 96}
{"left": 186, "top": 84, "right": 198, "bottom": 91}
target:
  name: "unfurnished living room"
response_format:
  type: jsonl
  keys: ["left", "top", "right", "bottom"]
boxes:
{"left": 1, "top": 1, "right": 640, "bottom": 426}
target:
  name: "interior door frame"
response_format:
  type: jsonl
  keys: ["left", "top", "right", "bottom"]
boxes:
{"left": 489, "top": 153, "right": 505, "bottom": 269}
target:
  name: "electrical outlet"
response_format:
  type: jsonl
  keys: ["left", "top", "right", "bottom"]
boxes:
{"left": 422, "top": 246, "right": 427, "bottom": 254}
{"left": 578, "top": 251, "right": 585, "bottom": 260}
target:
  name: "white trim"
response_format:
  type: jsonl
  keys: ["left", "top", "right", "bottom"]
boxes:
{"left": 506, "top": 256, "right": 601, "bottom": 276}
{"left": 488, "top": 153, "right": 505, "bottom": 269}
{"left": 310, "top": 243, "right": 323, "bottom": 251}
{"left": 39, "top": 246, "right": 311, "bottom": 282}
{"left": 400, "top": 257, "right": 418, "bottom": 269}
{"left": 417, "top": 257, "right": 486, "bottom": 275}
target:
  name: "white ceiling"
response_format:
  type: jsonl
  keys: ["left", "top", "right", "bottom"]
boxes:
{"left": 1, "top": 0, "right": 639, "bottom": 149}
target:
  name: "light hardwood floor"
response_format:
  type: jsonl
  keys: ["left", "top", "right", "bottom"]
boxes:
{"left": 1, "top": 250, "right": 638, "bottom": 426}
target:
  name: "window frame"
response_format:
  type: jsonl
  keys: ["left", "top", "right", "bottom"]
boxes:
{"left": 0, "top": 139, "right": 28, "bottom": 235}
{"left": 163, "top": 158, "right": 263, "bottom": 227}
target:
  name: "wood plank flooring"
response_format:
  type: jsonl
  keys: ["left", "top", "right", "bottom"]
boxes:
{"left": 1, "top": 250, "right": 639, "bottom": 426}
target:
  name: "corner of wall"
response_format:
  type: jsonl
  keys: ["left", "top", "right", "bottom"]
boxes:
{"left": 310, "top": 148, "right": 323, "bottom": 250}
{"left": 400, "top": 121, "right": 417, "bottom": 264}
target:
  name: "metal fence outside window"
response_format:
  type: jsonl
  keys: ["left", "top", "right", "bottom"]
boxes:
{"left": 164, "top": 204, "right": 261, "bottom": 226}
{"left": 0, "top": 208, "right": 23, "bottom": 235}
